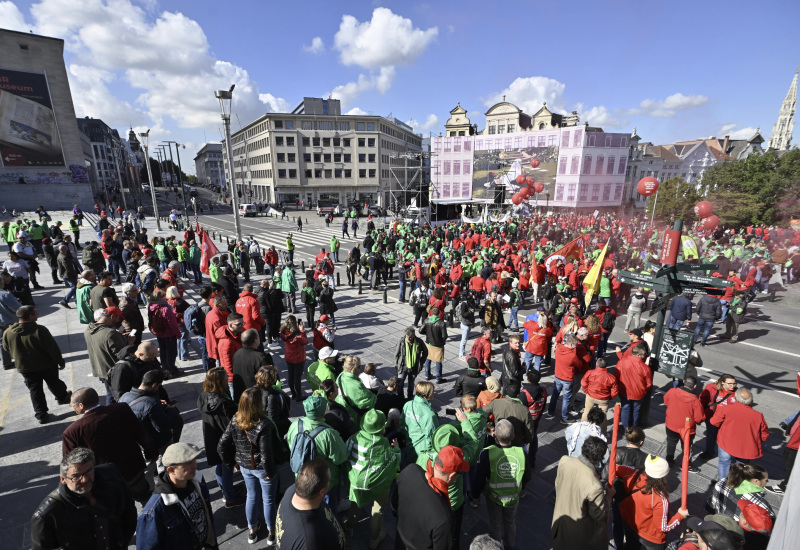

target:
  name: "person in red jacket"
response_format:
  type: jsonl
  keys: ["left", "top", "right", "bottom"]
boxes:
{"left": 469, "top": 327, "right": 493, "bottom": 374}
{"left": 204, "top": 296, "right": 229, "bottom": 369}
{"left": 710, "top": 388, "right": 769, "bottom": 480}
{"left": 547, "top": 334, "right": 590, "bottom": 423}
{"left": 768, "top": 407, "right": 800, "bottom": 494}
{"left": 698, "top": 374, "right": 738, "bottom": 459}
{"left": 235, "top": 283, "right": 265, "bottom": 333}
{"left": 469, "top": 274, "right": 485, "bottom": 300}
{"left": 161, "top": 261, "right": 184, "bottom": 296}
{"left": 263, "top": 245, "right": 279, "bottom": 276}
{"left": 522, "top": 313, "right": 553, "bottom": 373}
{"left": 279, "top": 315, "right": 309, "bottom": 402}
{"left": 595, "top": 304, "right": 616, "bottom": 357}
{"left": 663, "top": 376, "right": 705, "bottom": 472}
{"left": 614, "top": 344, "right": 652, "bottom": 429}
{"left": 581, "top": 357, "right": 618, "bottom": 431}
{"left": 216, "top": 313, "right": 244, "bottom": 395}
{"left": 531, "top": 260, "right": 546, "bottom": 303}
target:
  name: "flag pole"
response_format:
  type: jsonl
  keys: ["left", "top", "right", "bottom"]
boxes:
{"left": 681, "top": 416, "right": 691, "bottom": 509}
{"left": 608, "top": 403, "right": 621, "bottom": 490}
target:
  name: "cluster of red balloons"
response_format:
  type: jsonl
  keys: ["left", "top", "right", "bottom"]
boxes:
{"left": 511, "top": 172, "right": 545, "bottom": 204}
{"left": 695, "top": 201, "right": 719, "bottom": 229}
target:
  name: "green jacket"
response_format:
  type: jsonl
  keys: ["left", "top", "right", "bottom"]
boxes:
{"left": 8, "top": 223, "right": 20, "bottom": 242}
{"left": 335, "top": 371, "right": 377, "bottom": 424}
{"left": 76, "top": 279, "right": 96, "bottom": 324}
{"left": 188, "top": 244, "right": 202, "bottom": 264}
{"left": 401, "top": 396, "right": 439, "bottom": 464}
{"left": 330, "top": 237, "right": 340, "bottom": 252}
{"left": 154, "top": 244, "right": 168, "bottom": 261}
{"left": 281, "top": 268, "right": 298, "bottom": 293}
{"left": 286, "top": 417, "right": 348, "bottom": 488}
{"left": 307, "top": 359, "right": 336, "bottom": 392}
{"left": 464, "top": 410, "right": 489, "bottom": 458}
{"left": 0, "top": 224, "right": 12, "bottom": 244}
{"left": 176, "top": 246, "right": 188, "bottom": 262}
{"left": 28, "top": 224, "right": 44, "bottom": 240}
{"left": 3, "top": 321, "right": 65, "bottom": 373}
{"left": 599, "top": 275, "right": 611, "bottom": 298}
{"left": 345, "top": 430, "right": 401, "bottom": 508}
{"left": 415, "top": 422, "right": 479, "bottom": 510}
{"left": 209, "top": 263, "right": 221, "bottom": 283}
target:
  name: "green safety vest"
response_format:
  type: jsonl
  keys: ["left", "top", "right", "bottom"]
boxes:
{"left": 485, "top": 445, "right": 525, "bottom": 506}
{"left": 155, "top": 244, "right": 167, "bottom": 261}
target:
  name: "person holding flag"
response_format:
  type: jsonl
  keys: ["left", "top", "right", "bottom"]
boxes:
{"left": 198, "top": 228, "right": 220, "bottom": 276}
{"left": 583, "top": 242, "right": 609, "bottom": 310}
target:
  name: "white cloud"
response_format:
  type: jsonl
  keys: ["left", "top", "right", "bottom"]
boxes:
{"left": 574, "top": 103, "right": 625, "bottom": 129}
{"left": 632, "top": 93, "right": 709, "bottom": 118}
{"left": 405, "top": 114, "right": 439, "bottom": 132}
{"left": 346, "top": 107, "right": 368, "bottom": 115}
{"left": 0, "top": 1, "right": 29, "bottom": 31}
{"left": 333, "top": 7, "right": 438, "bottom": 70}
{"left": 717, "top": 124, "right": 759, "bottom": 140}
{"left": 329, "top": 66, "right": 395, "bottom": 108}
{"left": 259, "top": 93, "right": 290, "bottom": 113}
{"left": 484, "top": 76, "right": 568, "bottom": 114}
{"left": 68, "top": 64, "right": 149, "bottom": 126}
{"left": 303, "top": 36, "right": 325, "bottom": 54}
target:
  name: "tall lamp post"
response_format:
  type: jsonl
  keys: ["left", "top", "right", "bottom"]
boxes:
{"left": 215, "top": 85, "right": 242, "bottom": 240}
{"left": 138, "top": 130, "right": 161, "bottom": 231}
{"left": 164, "top": 141, "right": 189, "bottom": 223}
{"left": 107, "top": 137, "right": 128, "bottom": 212}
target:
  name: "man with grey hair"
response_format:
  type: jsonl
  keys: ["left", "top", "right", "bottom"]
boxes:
{"left": 469, "top": 534, "right": 504, "bottom": 550}
{"left": 710, "top": 386, "right": 769, "bottom": 479}
{"left": 472, "top": 419, "right": 528, "bottom": 549}
{"left": 56, "top": 244, "right": 79, "bottom": 308}
{"left": 119, "top": 282, "right": 143, "bottom": 344}
{"left": 30, "top": 447, "right": 137, "bottom": 550}
{"left": 84, "top": 306, "right": 132, "bottom": 404}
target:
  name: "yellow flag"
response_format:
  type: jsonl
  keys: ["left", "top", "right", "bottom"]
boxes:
{"left": 583, "top": 242, "right": 609, "bottom": 309}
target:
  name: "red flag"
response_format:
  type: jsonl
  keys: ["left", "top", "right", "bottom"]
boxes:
{"left": 200, "top": 230, "right": 220, "bottom": 274}
{"left": 544, "top": 237, "right": 583, "bottom": 271}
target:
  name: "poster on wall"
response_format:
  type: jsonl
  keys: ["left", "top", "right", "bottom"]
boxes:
{"left": 0, "top": 68, "right": 66, "bottom": 168}
{"left": 471, "top": 145, "right": 557, "bottom": 201}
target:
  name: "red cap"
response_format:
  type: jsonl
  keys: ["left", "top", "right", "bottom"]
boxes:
{"left": 737, "top": 500, "right": 773, "bottom": 533}
{"left": 319, "top": 314, "right": 330, "bottom": 323}
{"left": 435, "top": 445, "right": 470, "bottom": 473}
{"left": 103, "top": 306, "right": 124, "bottom": 318}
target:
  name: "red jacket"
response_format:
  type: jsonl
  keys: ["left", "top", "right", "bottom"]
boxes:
{"left": 788, "top": 416, "right": 800, "bottom": 451}
{"left": 469, "top": 275, "right": 485, "bottom": 292}
{"left": 522, "top": 320, "right": 552, "bottom": 357}
{"left": 235, "top": 291, "right": 265, "bottom": 331}
{"left": 663, "top": 387, "right": 705, "bottom": 435}
{"left": 710, "top": 401, "right": 769, "bottom": 459}
{"left": 161, "top": 270, "right": 183, "bottom": 296}
{"left": 531, "top": 264, "right": 546, "bottom": 284}
{"left": 699, "top": 383, "right": 736, "bottom": 421}
{"left": 616, "top": 465, "right": 683, "bottom": 545}
{"left": 281, "top": 329, "right": 308, "bottom": 364}
{"left": 554, "top": 345, "right": 589, "bottom": 382}
{"left": 264, "top": 249, "right": 278, "bottom": 266}
{"left": 204, "top": 308, "right": 229, "bottom": 360}
{"left": 470, "top": 336, "right": 492, "bottom": 373}
{"left": 581, "top": 368, "right": 619, "bottom": 401}
{"left": 614, "top": 355, "right": 652, "bottom": 401}
{"left": 596, "top": 307, "right": 617, "bottom": 334}
{"left": 215, "top": 325, "right": 242, "bottom": 382}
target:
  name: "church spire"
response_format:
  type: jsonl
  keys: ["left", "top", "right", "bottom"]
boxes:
{"left": 767, "top": 68, "right": 798, "bottom": 151}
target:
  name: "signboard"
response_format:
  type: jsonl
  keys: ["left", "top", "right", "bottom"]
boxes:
{"left": 660, "top": 229, "right": 681, "bottom": 265}
{"left": 675, "top": 272, "right": 732, "bottom": 287}
{"left": 0, "top": 68, "right": 66, "bottom": 167}
{"left": 677, "top": 286, "right": 724, "bottom": 296}
{"left": 657, "top": 328, "right": 694, "bottom": 379}
{"left": 649, "top": 293, "right": 675, "bottom": 317}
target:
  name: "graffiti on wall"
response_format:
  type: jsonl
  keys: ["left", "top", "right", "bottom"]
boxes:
{"left": 0, "top": 165, "right": 89, "bottom": 185}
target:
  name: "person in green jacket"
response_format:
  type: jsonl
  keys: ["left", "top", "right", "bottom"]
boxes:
{"left": 286, "top": 394, "right": 348, "bottom": 496}
{"left": 342, "top": 409, "right": 401, "bottom": 545}
{"left": 307, "top": 347, "right": 338, "bottom": 391}
{"left": 154, "top": 238, "right": 169, "bottom": 272}
{"left": 335, "top": 356, "right": 377, "bottom": 425}
{"left": 400, "top": 381, "right": 439, "bottom": 464}
{"left": 286, "top": 233, "right": 295, "bottom": 265}
{"left": 176, "top": 242, "right": 189, "bottom": 278}
{"left": 330, "top": 236, "right": 341, "bottom": 263}
{"left": 1, "top": 221, "right": 14, "bottom": 251}
{"left": 280, "top": 264, "right": 299, "bottom": 314}
{"left": 76, "top": 271, "right": 96, "bottom": 325}
{"left": 188, "top": 240, "right": 202, "bottom": 284}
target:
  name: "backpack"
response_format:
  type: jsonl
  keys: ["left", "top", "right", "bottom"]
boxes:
{"left": 289, "top": 419, "right": 326, "bottom": 473}
{"left": 409, "top": 290, "right": 419, "bottom": 308}
{"left": 148, "top": 307, "right": 169, "bottom": 335}
{"left": 183, "top": 304, "right": 203, "bottom": 335}
{"left": 601, "top": 311, "right": 615, "bottom": 331}
{"left": 453, "top": 301, "right": 465, "bottom": 324}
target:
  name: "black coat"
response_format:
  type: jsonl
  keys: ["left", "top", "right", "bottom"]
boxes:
{"left": 218, "top": 417, "right": 278, "bottom": 477}
{"left": 324, "top": 400, "right": 357, "bottom": 441}
{"left": 500, "top": 346, "right": 524, "bottom": 396}
{"left": 197, "top": 390, "right": 237, "bottom": 466}
{"left": 391, "top": 464, "right": 453, "bottom": 550}
{"left": 258, "top": 386, "right": 292, "bottom": 437}
{"left": 319, "top": 287, "right": 337, "bottom": 315}
{"left": 31, "top": 463, "right": 136, "bottom": 550}
{"left": 232, "top": 347, "right": 273, "bottom": 402}
{"left": 455, "top": 369, "right": 487, "bottom": 398}
{"left": 259, "top": 287, "right": 284, "bottom": 318}
{"left": 375, "top": 386, "right": 405, "bottom": 415}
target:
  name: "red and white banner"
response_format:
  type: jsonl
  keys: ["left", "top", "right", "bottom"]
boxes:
{"left": 544, "top": 237, "right": 584, "bottom": 271}
{"left": 199, "top": 229, "right": 220, "bottom": 274}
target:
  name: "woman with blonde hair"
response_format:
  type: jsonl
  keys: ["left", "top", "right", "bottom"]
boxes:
{"left": 400, "top": 381, "right": 439, "bottom": 464}
{"left": 335, "top": 355, "right": 377, "bottom": 424}
{"left": 218, "top": 388, "right": 284, "bottom": 546}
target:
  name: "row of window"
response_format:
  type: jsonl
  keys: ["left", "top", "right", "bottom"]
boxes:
{"left": 476, "top": 135, "right": 558, "bottom": 151}
{"left": 558, "top": 155, "right": 627, "bottom": 176}
{"left": 433, "top": 181, "right": 472, "bottom": 199}
{"left": 553, "top": 183, "right": 624, "bottom": 202}
{"left": 487, "top": 123, "right": 515, "bottom": 134}
{"left": 432, "top": 160, "right": 472, "bottom": 176}
{"left": 277, "top": 168, "right": 377, "bottom": 179}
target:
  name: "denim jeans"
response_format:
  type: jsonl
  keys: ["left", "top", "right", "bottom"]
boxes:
{"left": 523, "top": 351, "right": 544, "bottom": 372}
{"left": 508, "top": 306, "right": 520, "bottom": 330}
{"left": 717, "top": 445, "right": 747, "bottom": 480}
{"left": 286, "top": 361, "right": 304, "bottom": 400}
{"left": 666, "top": 316, "right": 685, "bottom": 330}
{"left": 693, "top": 318, "right": 714, "bottom": 345}
{"left": 240, "top": 466, "right": 279, "bottom": 532}
{"left": 191, "top": 263, "right": 202, "bottom": 284}
{"left": 620, "top": 397, "right": 642, "bottom": 429}
{"left": 399, "top": 279, "right": 407, "bottom": 301}
{"left": 397, "top": 371, "right": 417, "bottom": 400}
{"left": 157, "top": 336, "right": 178, "bottom": 373}
{"left": 215, "top": 463, "right": 236, "bottom": 501}
{"left": 459, "top": 323, "right": 470, "bottom": 357}
{"left": 548, "top": 376, "right": 572, "bottom": 420}
{"left": 704, "top": 421, "right": 719, "bottom": 455}
{"left": 177, "top": 325, "right": 192, "bottom": 360}
{"left": 598, "top": 331, "right": 611, "bottom": 357}
{"left": 424, "top": 359, "right": 443, "bottom": 381}
{"left": 63, "top": 277, "right": 78, "bottom": 303}
{"left": 719, "top": 300, "right": 730, "bottom": 323}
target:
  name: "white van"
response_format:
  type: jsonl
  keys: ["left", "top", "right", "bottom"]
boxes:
{"left": 239, "top": 203, "right": 257, "bottom": 217}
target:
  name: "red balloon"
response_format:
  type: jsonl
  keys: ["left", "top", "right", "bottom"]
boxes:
{"left": 637, "top": 177, "right": 659, "bottom": 197}
{"left": 526, "top": 176, "right": 535, "bottom": 185}
{"left": 516, "top": 175, "right": 526, "bottom": 185}
{"left": 694, "top": 201, "right": 713, "bottom": 218}
{"left": 530, "top": 158, "right": 540, "bottom": 168}
{"left": 534, "top": 182, "right": 544, "bottom": 194}
{"left": 519, "top": 186, "right": 530, "bottom": 198}
{"left": 702, "top": 215, "right": 720, "bottom": 230}
{"left": 512, "top": 193, "right": 522, "bottom": 205}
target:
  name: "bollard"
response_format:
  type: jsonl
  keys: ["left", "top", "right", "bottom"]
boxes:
{"left": 447, "top": 309, "right": 455, "bottom": 328}
{"left": 306, "top": 218, "right": 309, "bottom": 225}
{"left": 301, "top": 260, "right": 305, "bottom": 272}
{"left": 336, "top": 272, "right": 340, "bottom": 286}
{"left": 383, "top": 287, "right": 388, "bottom": 304}
{"left": 358, "top": 280, "right": 363, "bottom": 295}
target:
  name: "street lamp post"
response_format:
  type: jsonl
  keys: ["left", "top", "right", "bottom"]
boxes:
{"left": 108, "top": 137, "right": 128, "bottom": 212}
{"left": 165, "top": 141, "right": 189, "bottom": 225}
{"left": 215, "top": 85, "right": 242, "bottom": 240}
{"left": 138, "top": 130, "right": 162, "bottom": 231}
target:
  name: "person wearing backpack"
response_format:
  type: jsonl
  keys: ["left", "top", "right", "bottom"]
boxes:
{"left": 335, "top": 355, "right": 378, "bottom": 426}
{"left": 147, "top": 290, "right": 182, "bottom": 377}
{"left": 720, "top": 290, "right": 748, "bottom": 343}
{"left": 286, "top": 394, "right": 348, "bottom": 507}
{"left": 507, "top": 280, "right": 524, "bottom": 332}
{"left": 595, "top": 303, "right": 617, "bottom": 357}
{"left": 166, "top": 286, "right": 192, "bottom": 362}
{"left": 218, "top": 388, "right": 287, "bottom": 546}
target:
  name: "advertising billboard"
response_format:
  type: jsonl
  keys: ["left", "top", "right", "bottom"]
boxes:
{"left": 471, "top": 144, "right": 558, "bottom": 201}
{"left": 0, "top": 68, "right": 66, "bottom": 168}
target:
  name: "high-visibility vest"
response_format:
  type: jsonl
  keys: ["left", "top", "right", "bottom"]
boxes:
{"left": 485, "top": 445, "right": 526, "bottom": 506}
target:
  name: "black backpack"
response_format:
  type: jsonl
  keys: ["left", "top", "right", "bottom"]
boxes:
{"left": 601, "top": 311, "right": 615, "bottom": 331}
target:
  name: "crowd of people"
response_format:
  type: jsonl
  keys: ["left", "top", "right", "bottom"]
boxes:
{"left": 7, "top": 206, "right": 800, "bottom": 550}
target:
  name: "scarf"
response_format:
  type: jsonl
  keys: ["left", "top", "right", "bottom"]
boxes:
{"left": 425, "top": 459, "right": 452, "bottom": 506}
{"left": 406, "top": 338, "right": 417, "bottom": 371}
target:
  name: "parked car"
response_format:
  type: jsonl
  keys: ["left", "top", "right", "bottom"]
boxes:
{"left": 239, "top": 203, "right": 257, "bottom": 217}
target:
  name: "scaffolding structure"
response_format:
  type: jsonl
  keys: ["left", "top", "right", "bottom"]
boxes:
{"left": 388, "top": 151, "right": 433, "bottom": 224}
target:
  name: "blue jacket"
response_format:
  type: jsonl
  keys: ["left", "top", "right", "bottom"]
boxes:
{"left": 119, "top": 388, "right": 174, "bottom": 450}
{"left": 136, "top": 472, "right": 216, "bottom": 550}
{"left": 668, "top": 295, "right": 693, "bottom": 322}
{"left": 0, "top": 289, "right": 22, "bottom": 326}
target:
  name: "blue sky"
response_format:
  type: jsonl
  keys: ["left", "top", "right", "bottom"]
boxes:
{"left": 2, "top": 0, "right": 799, "bottom": 173}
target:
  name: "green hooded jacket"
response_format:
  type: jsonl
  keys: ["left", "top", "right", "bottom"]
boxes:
{"left": 415, "top": 421, "right": 479, "bottom": 510}
{"left": 345, "top": 430, "right": 401, "bottom": 508}
{"left": 307, "top": 359, "right": 336, "bottom": 392}
{"left": 335, "top": 371, "right": 377, "bottom": 424}
{"left": 286, "top": 416, "right": 348, "bottom": 488}
{"left": 400, "top": 396, "right": 439, "bottom": 464}
{"left": 281, "top": 268, "right": 298, "bottom": 293}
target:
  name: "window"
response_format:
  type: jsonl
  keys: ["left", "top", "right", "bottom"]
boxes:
{"left": 559, "top": 157, "right": 568, "bottom": 174}
{"left": 592, "top": 184, "right": 601, "bottom": 201}
{"left": 287, "top": 137, "right": 295, "bottom": 146}
{"left": 504, "top": 138, "right": 512, "bottom": 150}
{"left": 595, "top": 155, "right": 604, "bottom": 174}
{"left": 274, "top": 121, "right": 283, "bottom": 129}
{"left": 342, "top": 138, "right": 350, "bottom": 147}
{"left": 368, "top": 138, "right": 375, "bottom": 147}
{"left": 548, "top": 135, "right": 557, "bottom": 147}
{"left": 527, "top": 136, "right": 536, "bottom": 147}
{"left": 315, "top": 169, "right": 322, "bottom": 178}
{"left": 444, "top": 139, "right": 451, "bottom": 152}
{"left": 323, "top": 154, "right": 331, "bottom": 162}
{"left": 618, "top": 157, "right": 627, "bottom": 175}
{"left": 275, "top": 136, "right": 284, "bottom": 146}
{"left": 357, "top": 122, "right": 365, "bottom": 131}
{"left": 605, "top": 136, "right": 612, "bottom": 147}
{"left": 367, "top": 122, "right": 375, "bottom": 131}
{"left": 358, "top": 138, "right": 366, "bottom": 147}
{"left": 464, "top": 140, "right": 471, "bottom": 151}
{"left": 343, "top": 154, "right": 351, "bottom": 162}
{"left": 334, "top": 153, "right": 342, "bottom": 162}
{"left": 508, "top": 124, "right": 515, "bottom": 133}
{"left": 285, "top": 121, "right": 294, "bottom": 129}
{"left": 443, "top": 161, "right": 451, "bottom": 175}
{"left": 579, "top": 184, "right": 589, "bottom": 201}
{"left": 333, "top": 138, "right": 340, "bottom": 146}
{"left": 488, "top": 126, "right": 496, "bottom": 135}
{"left": 344, "top": 169, "right": 352, "bottom": 178}
{"left": 278, "top": 169, "right": 286, "bottom": 178}
{"left": 324, "top": 169, "right": 332, "bottom": 178}
{"left": 454, "top": 139, "right": 461, "bottom": 152}
{"left": 570, "top": 156, "right": 579, "bottom": 174}
{"left": 304, "top": 169, "right": 312, "bottom": 178}
{"left": 463, "top": 160, "right": 471, "bottom": 174}
{"left": 335, "top": 169, "right": 342, "bottom": 178}
{"left": 277, "top": 153, "right": 285, "bottom": 162}
{"left": 475, "top": 140, "right": 484, "bottom": 150}
{"left": 453, "top": 162, "right": 461, "bottom": 175}
{"left": 359, "top": 169, "right": 366, "bottom": 178}
{"left": 514, "top": 137, "right": 522, "bottom": 148}
{"left": 302, "top": 121, "right": 313, "bottom": 130}
{"left": 602, "top": 184, "right": 612, "bottom": 201}
{"left": 368, "top": 154, "right": 375, "bottom": 162}
{"left": 583, "top": 156, "right": 592, "bottom": 174}
{"left": 566, "top": 184, "right": 577, "bottom": 201}
{"left": 614, "top": 184, "right": 623, "bottom": 200}
{"left": 302, "top": 137, "right": 310, "bottom": 146}
{"left": 312, "top": 137, "right": 320, "bottom": 146}
{"left": 573, "top": 129, "right": 583, "bottom": 147}
{"left": 359, "top": 154, "right": 366, "bottom": 162}
{"left": 287, "top": 153, "right": 295, "bottom": 162}
{"left": 561, "top": 131, "right": 570, "bottom": 148}
{"left": 498, "top": 125, "right": 505, "bottom": 134}
{"left": 462, "top": 182, "right": 471, "bottom": 197}
{"left": 588, "top": 134, "right": 596, "bottom": 147}
{"left": 322, "top": 138, "right": 330, "bottom": 146}
{"left": 368, "top": 169, "right": 376, "bottom": 177}
{"left": 338, "top": 122, "right": 350, "bottom": 131}
{"left": 606, "top": 156, "right": 615, "bottom": 175}
{"left": 313, "top": 153, "right": 321, "bottom": 162}
{"left": 554, "top": 184, "right": 564, "bottom": 201}
{"left": 538, "top": 136, "right": 546, "bottom": 147}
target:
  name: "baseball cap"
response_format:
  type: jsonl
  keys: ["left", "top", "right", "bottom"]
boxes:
{"left": 435, "top": 445, "right": 470, "bottom": 473}
{"left": 629, "top": 328, "right": 644, "bottom": 338}
{"left": 102, "top": 306, "right": 124, "bottom": 318}
{"left": 737, "top": 500, "right": 773, "bottom": 534}
{"left": 319, "top": 347, "right": 338, "bottom": 360}
{"left": 467, "top": 357, "right": 479, "bottom": 370}
{"left": 537, "top": 305, "right": 546, "bottom": 312}
{"left": 162, "top": 442, "right": 202, "bottom": 466}
{"left": 686, "top": 517, "right": 738, "bottom": 550}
